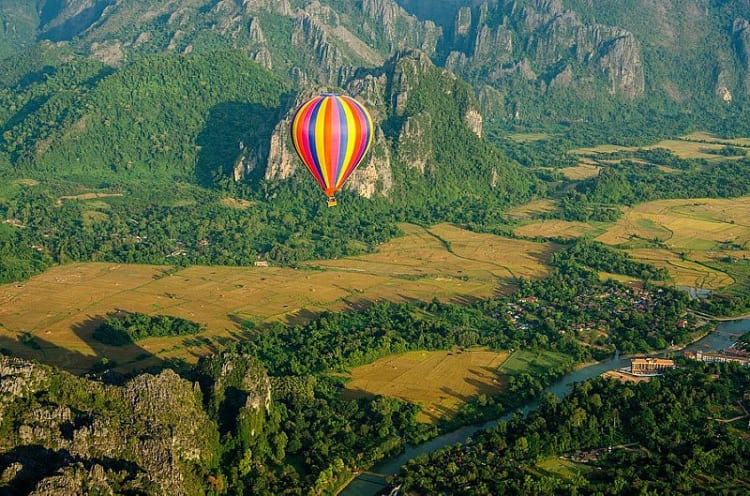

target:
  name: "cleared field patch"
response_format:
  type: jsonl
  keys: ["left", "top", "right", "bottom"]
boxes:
{"left": 0, "top": 224, "right": 557, "bottom": 373}
{"left": 536, "top": 457, "right": 592, "bottom": 479}
{"left": 507, "top": 133, "right": 551, "bottom": 142}
{"left": 560, "top": 163, "right": 602, "bottom": 180}
{"left": 598, "top": 272, "right": 641, "bottom": 285}
{"left": 644, "top": 140, "right": 732, "bottom": 159}
{"left": 343, "top": 349, "right": 510, "bottom": 423}
{"left": 682, "top": 132, "right": 750, "bottom": 148}
{"left": 570, "top": 144, "right": 637, "bottom": 155}
{"left": 220, "top": 197, "right": 254, "bottom": 209}
{"left": 514, "top": 220, "right": 602, "bottom": 239}
{"left": 504, "top": 199, "right": 559, "bottom": 220}
{"left": 11, "top": 178, "right": 40, "bottom": 186}
{"left": 55, "top": 192, "right": 123, "bottom": 206}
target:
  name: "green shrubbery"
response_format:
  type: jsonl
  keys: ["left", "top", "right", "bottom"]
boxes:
{"left": 92, "top": 312, "right": 204, "bottom": 345}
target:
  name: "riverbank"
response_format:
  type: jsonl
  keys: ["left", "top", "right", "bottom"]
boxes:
{"left": 338, "top": 317, "right": 750, "bottom": 496}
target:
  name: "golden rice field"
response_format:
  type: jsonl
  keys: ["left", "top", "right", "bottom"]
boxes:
{"left": 514, "top": 219, "right": 603, "bottom": 239}
{"left": 571, "top": 136, "right": 747, "bottom": 161}
{"left": 595, "top": 197, "right": 750, "bottom": 288}
{"left": 0, "top": 224, "right": 556, "bottom": 373}
{"left": 504, "top": 199, "right": 559, "bottom": 220}
{"left": 310, "top": 223, "right": 556, "bottom": 297}
{"left": 682, "top": 131, "right": 750, "bottom": 148}
{"left": 343, "top": 349, "right": 510, "bottom": 423}
{"left": 623, "top": 249, "right": 735, "bottom": 289}
{"left": 596, "top": 198, "right": 750, "bottom": 250}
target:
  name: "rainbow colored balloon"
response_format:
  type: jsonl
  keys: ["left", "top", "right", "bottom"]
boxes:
{"left": 290, "top": 94, "right": 374, "bottom": 207}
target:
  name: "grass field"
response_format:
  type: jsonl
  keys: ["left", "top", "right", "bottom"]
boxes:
{"left": 343, "top": 349, "right": 510, "bottom": 423}
{"left": 506, "top": 133, "right": 552, "bottom": 142}
{"left": 496, "top": 350, "right": 571, "bottom": 376}
{"left": 0, "top": 224, "right": 556, "bottom": 373}
{"left": 536, "top": 457, "right": 592, "bottom": 479}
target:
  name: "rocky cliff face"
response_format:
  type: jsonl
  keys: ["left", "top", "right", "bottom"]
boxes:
{"left": 444, "top": 0, "right": 645, "bottom": 103}
{"left": 260, "top": 49, "right": 486, "bottom": 199}
{"left": 22, "top": 0, "right": 439, "bottom": 91}
{"left": 263, "top": 82, "right": 395, "bottom": 199}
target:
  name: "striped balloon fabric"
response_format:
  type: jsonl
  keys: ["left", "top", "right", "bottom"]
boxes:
{"left": 290, "top": 94, "right": 374, "bottom": 206}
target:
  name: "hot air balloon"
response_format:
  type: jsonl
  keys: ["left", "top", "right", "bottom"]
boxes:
{"left": 290, "top": 94, "right": 374, "bottom": 207}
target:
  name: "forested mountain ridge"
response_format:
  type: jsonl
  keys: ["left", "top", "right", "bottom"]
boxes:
{"left": 4, "top": 0, "right": 750, "bottom": 134}
{"left": 0, "top": 45, "right": 534, "bottom": 208}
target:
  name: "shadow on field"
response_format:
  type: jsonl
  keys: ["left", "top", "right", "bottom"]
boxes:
{"left": 0, "top": 314, "right": 165, "bottom": 378}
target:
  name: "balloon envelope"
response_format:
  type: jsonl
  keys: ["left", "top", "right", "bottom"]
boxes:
{"left": 290, "top": 94, "right": 374, "bottom": 201}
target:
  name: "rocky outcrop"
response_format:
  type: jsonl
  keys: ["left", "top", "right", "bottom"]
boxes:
{"left": 387, "top": 49, "right": 435, "bottom": 115}
{"left": 265, "top": 108, "right": 302, "bottom": 182}
{"left": 264, "top": 84, "right": 393, "bottom": 198}
{"left": 29, "top": 463, "right": 120, "bottom": 496}
{"left": 0, "top": 357, "right": 218, "bottom": 495}
{"left": 260, "top": 48, "right": 489, "bottom": 196}
{"left": 596, "top": 34, "right": 644, "bottom": 98}
{"left": 0, "top": 357, "right": 48, "bottom": 426}
{"left": 733, "top": 18, "right": 750, "bottom": 94}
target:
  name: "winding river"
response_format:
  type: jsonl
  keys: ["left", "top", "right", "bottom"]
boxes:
{"left": 340, "top": 318, "right": 750, "bottom": 496}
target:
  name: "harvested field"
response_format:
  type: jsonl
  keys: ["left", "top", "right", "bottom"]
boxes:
{"left": 625, "top": 249, "right": 734, "bottom": 289}
{"left": 0, "top": 224, "right": 556, "bottom": 373}
{"left": 572, "top": 136, "right": 747, "bottom": 161}
{"left": 560, "top": 163, "right": 602, "bottom": 180}
{"left": 310, "top": 223, "right": 555, "bottom": 298}
{"left": 343, "top": 349, "right": 510, "bottom": 423}
{"left": 507, "top": 133, "right": 551, "bottom": 142}
{"left": 514, "top": 220, "right": 602, "bottom": 239}
{"left": 594, "top": 197, "right": 750, "bottom": 289}
{"left": 504, "top": 199, "right": 559, "bottom": 220}
{"left": 682, "top": 132, "right": 750, "bottom": 148}
{"left": 596, "top": 198, "right": 750, "bottom": 251}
